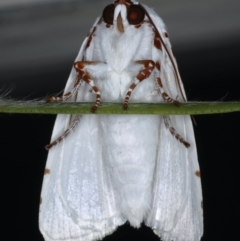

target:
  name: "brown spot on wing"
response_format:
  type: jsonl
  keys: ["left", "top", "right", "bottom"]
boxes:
{"left": 44, "top": 168, "right": 50, "bottom": 175}
{"left": 154, "top": 35, "right": 162, "bottom": 50}
{"left": 195, "top": 170, "right": 201, "bottom": 177}
{"left": 155, "top": 61, "right": 161, "bottom": 71}
{"left": 86, "top": 27, "right": 97, "bottom": 49}
{"left": 164, "top": 32, "right": 169, "bottom": 38}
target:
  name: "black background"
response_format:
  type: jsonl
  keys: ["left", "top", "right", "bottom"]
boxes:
{"left": 1, "top": 1, "right": 240, "bottom": 241}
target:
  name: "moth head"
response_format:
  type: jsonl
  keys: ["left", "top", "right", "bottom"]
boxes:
{"left": 102, "top": 1, "right": 145, "bottom": 32}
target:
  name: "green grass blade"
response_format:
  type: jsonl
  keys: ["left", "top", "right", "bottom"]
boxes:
{"left": 0, "top": 101, "right": 239, "bottom": 115}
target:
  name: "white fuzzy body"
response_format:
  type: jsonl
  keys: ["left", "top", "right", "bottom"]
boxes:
{"left": 39, "top": 2, "right": 203, "bottom": 241}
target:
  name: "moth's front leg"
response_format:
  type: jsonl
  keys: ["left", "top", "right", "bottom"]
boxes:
{"left": 123, "top": 60, "right": 155, "bottom": 110}
{"left": 74, "top": 61, "right": 102, "bottom": 112}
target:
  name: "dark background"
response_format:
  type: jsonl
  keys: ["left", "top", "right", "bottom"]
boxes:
{"left": 1, "top": 0, "right": 239, "bottom": 240}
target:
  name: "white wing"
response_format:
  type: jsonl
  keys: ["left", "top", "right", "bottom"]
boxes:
{"left": 142, "top": 5, "right": 203, "bottom": 241}
{"left": 146, "top": 115, "right": 203, "bottom": 241}
{"left": 39, "top": 18, "right": 126, "bottom": 241}
{"left": 39, "top": 115, "right": 126, "bottom": 241}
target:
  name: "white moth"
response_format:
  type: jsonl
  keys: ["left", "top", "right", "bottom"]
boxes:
{"left": 39, "top": 1, "right": 203, "bottom": 241}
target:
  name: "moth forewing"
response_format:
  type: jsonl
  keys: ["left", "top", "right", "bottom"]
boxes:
{"left": 40, "top": 1, "right": 203, "bottom": 241}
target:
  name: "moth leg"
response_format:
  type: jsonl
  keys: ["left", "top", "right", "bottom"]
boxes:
{"left": 155, "top": 71, "right": 180, "bottom": 106}
{"left": 123, "top": 60, "right": 155, "bottom": 109}
{"left": 46, "top": 76, "right": 82, "bottom": 102}
{"left": 157, "top": 79, "right": 180, "bottom": 106}
{"left": 45, "top": 115, "right": 82, "bottom": 150}
{"left": 163, "top": 115, "right": 190, "bottom": 148}
{"left": 74, "top": 61, "right": 101, "bottom": 112}
{"left": 47, "top": 61, "right": 102, "bottom": 112}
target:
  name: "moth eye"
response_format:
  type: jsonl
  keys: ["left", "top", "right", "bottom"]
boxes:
{"left": 127, "top": 5, "right": 145, "bottom": 25}
{"left": 102, "top": 4, "right": 115, "bottom": 25}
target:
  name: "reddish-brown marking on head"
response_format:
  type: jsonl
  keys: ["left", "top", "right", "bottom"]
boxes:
{"left": 155, "top": 61, "right": 161, "bottom": 71}
{"left": 106, "top": 24, "right": 111, "bottom": 28}
{"left": 164, "top": 32, "right": 169, "bottom": 38}
{"left": 44, "top": 168, "right": 50, "bottom": 175}
{"left": 195, "top": 171, "right": 201, "bottom": 177}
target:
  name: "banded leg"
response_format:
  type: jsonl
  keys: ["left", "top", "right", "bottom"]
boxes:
{"left": 163, "top": 115, "right": 190, "bottom": 148}
{"left": 156, "top": 75, "right": 180, "bottom": 106}
{"left": 123, "top": 60, "right": 155, "bottom": 109}
{"left": 46, "top": 76, "right": 82, "bottom": 102}
{"left": 74, "top": 61, "right": 101, "bottom": 112}
{"left": 45, "top": 115, "right": 82, "bottom": 150}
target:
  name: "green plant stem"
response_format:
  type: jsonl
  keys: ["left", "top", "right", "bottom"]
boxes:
{"left": 0, "top": 101, "right": 239, "bottom": 115}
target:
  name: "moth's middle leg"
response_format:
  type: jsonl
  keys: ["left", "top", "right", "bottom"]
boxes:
{"left": 46, "top": 61, "right": 102, "bottom": 113}
{"left": 123, "top": 60, "right": 155, "bottom": 110}
{"left": 46, "top": 76, "right": 82, "bottom": 102}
